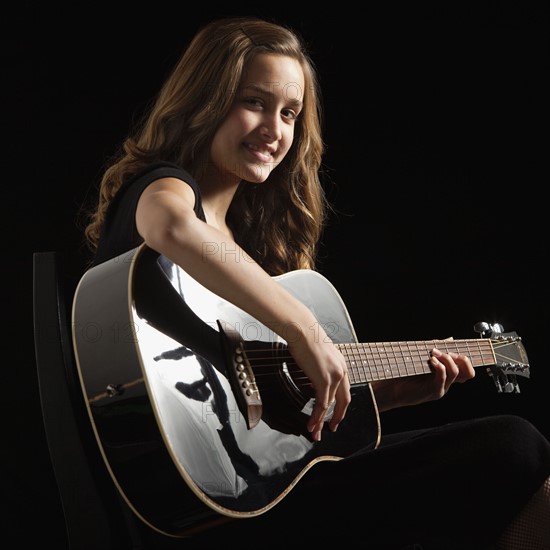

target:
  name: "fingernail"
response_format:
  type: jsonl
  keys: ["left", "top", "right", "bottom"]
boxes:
{"left": 431, "top": 348, "right": 442, "bottom": 357}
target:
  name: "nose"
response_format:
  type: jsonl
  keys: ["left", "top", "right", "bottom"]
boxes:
{"left": 261, "top": 112, "right": 282, "bottom": 142}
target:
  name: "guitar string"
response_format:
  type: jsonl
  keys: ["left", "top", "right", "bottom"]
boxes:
{"left": 237, "top": 340, "right": 497, "bottom": 386}
{"left": 240, "top": 342, "right": 495, "bottom": 367}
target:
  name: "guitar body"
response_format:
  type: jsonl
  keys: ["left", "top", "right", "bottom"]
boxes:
{"left": 72, "top": 245, "right": 379, "bottom": 536}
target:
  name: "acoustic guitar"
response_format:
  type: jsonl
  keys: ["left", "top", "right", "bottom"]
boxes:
{"left": 71, "top": 244, "right": 530, "bottom": 537}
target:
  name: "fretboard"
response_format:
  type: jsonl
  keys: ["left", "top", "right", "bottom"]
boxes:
{"left": 336, "top": 339, "right": 495, "bottom": 385}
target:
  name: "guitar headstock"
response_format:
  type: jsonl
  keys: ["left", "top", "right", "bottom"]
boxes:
{"left": 475, "top": 322, "right": 530, "bottom": 393}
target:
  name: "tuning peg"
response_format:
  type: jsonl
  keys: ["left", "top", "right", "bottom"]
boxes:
{"left": 474, "top": 322, "right": 505, "bottom": 337}
{"left": 487, "top": 369, "right": 521, "bottom": 394}
{"left": 474, "top": 322, "right": 491, "bottom": 336}
{"left": 501, "top": 376, "right": 520, "bottom": 393}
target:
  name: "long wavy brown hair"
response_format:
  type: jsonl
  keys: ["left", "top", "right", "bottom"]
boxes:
{"left": 83, "top": 16, "right": 328, "bottom": 275}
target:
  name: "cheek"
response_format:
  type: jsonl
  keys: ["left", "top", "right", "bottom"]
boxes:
{"left": 280, "top": 126, "right": 296, "bottom": 156}
{"left": 226, "top": 107, "right": 256, "bottom": 134}
{"left": 235, "top": 111, "right": 258, "bottom": 135}
{"left": 211, "top": 116, "right": 244, "bottom": 157}
{"left": 215, "top": 108, "right": 247, "bottom": 139}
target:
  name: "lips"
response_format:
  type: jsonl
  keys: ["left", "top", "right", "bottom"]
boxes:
{"left": 244, "top": 142, "right": 276, "bottom": 162}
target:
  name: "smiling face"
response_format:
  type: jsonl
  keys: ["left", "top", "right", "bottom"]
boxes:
{"left": 207, "top": 53, "right": 305, "bottom": 186}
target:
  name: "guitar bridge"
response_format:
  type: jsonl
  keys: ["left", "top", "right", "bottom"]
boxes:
{"left": 218, "top": 320, "right": 262, "bottom": 429}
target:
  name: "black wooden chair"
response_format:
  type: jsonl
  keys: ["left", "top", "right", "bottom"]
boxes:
{"left": 33, "top": 251, "right": 145, "bottom": 549}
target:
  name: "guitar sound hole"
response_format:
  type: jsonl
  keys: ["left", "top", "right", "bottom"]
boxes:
{"left": 281, "top": 361, "right": 315, "bottom": 401}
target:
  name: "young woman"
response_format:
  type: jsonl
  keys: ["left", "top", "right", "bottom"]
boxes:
{"left": 82, "top": 16, "right": 550, "bottom": 549}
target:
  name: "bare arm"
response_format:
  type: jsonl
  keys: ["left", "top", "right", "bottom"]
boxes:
{"left": 136, "top": 178, "right": 351, "bottom": 440}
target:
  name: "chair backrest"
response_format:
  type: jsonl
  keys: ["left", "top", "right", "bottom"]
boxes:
{"left": 32, "top": 251, "right": 140, "bottom": 549}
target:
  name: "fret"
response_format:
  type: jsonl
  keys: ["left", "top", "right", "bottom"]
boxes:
{"left": 337, "top": 338, "right": 499, "bottom": 383}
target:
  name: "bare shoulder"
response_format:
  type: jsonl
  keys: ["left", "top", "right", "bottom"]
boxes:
{"left": 136, "top": 176, "right": 197, "bottom": 235}
{"left": 140, "top": 176, "right": 196, "bottom": 204}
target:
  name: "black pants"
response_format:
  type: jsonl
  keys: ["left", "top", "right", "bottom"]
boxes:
{"left": 138, "top": 415, "right": 550, "bottom": 549}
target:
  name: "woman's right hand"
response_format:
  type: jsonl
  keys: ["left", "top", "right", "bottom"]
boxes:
{"left": 287, "top": 325, "right": 351, "bottom": 441}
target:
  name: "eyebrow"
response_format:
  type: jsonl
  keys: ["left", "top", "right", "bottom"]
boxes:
{"left": 242, "top": 83, "right": 304, "bottom": 107}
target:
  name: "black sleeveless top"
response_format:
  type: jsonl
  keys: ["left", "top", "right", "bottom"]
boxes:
{"left": 92, "top": 161, "right": 205, "bottom": 266}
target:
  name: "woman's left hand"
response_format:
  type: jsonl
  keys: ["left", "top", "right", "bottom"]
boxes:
{"left": 372, "top": 348, "right": 476, "bottom": 412}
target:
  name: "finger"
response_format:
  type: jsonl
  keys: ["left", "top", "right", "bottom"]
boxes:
{"left": 307, "top": 388, "right": 332, "bottom": 440}
{"left": 329, "top": 375, "right": 351, "bottom": 432}
{"left": 429, "top": 354, "right": 447, "bottom": 397}
{"left": 449, "top": 352, "right": 476, "bottom": 382}
{"left": 442, "top": 357, "right": 458, "bottom": 393}
{"left": 309, "top": 374, "right": 345, "bottom": 440}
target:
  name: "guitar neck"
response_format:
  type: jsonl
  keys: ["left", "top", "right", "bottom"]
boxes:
{"left": 336, "top": 338, "right": 495, "bottom": 385}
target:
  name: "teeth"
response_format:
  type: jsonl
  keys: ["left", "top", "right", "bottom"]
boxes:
{"left": 247, "top": 143, "right": 272, "bottom": 156}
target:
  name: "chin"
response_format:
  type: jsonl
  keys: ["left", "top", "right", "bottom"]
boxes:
{"left": 242, "top": 163, "right": 274, "bottom": 184}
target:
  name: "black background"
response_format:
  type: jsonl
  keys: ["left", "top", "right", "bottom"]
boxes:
{"left": 17, "top": 3, "right": 548, "bottom": 546}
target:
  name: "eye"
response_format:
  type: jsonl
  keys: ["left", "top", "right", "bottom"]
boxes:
{"left": 281, "top": 108, "right": 299, "bottom": 121}
{"left": 243, "top": 97, "right": 264, "bottom": 109}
